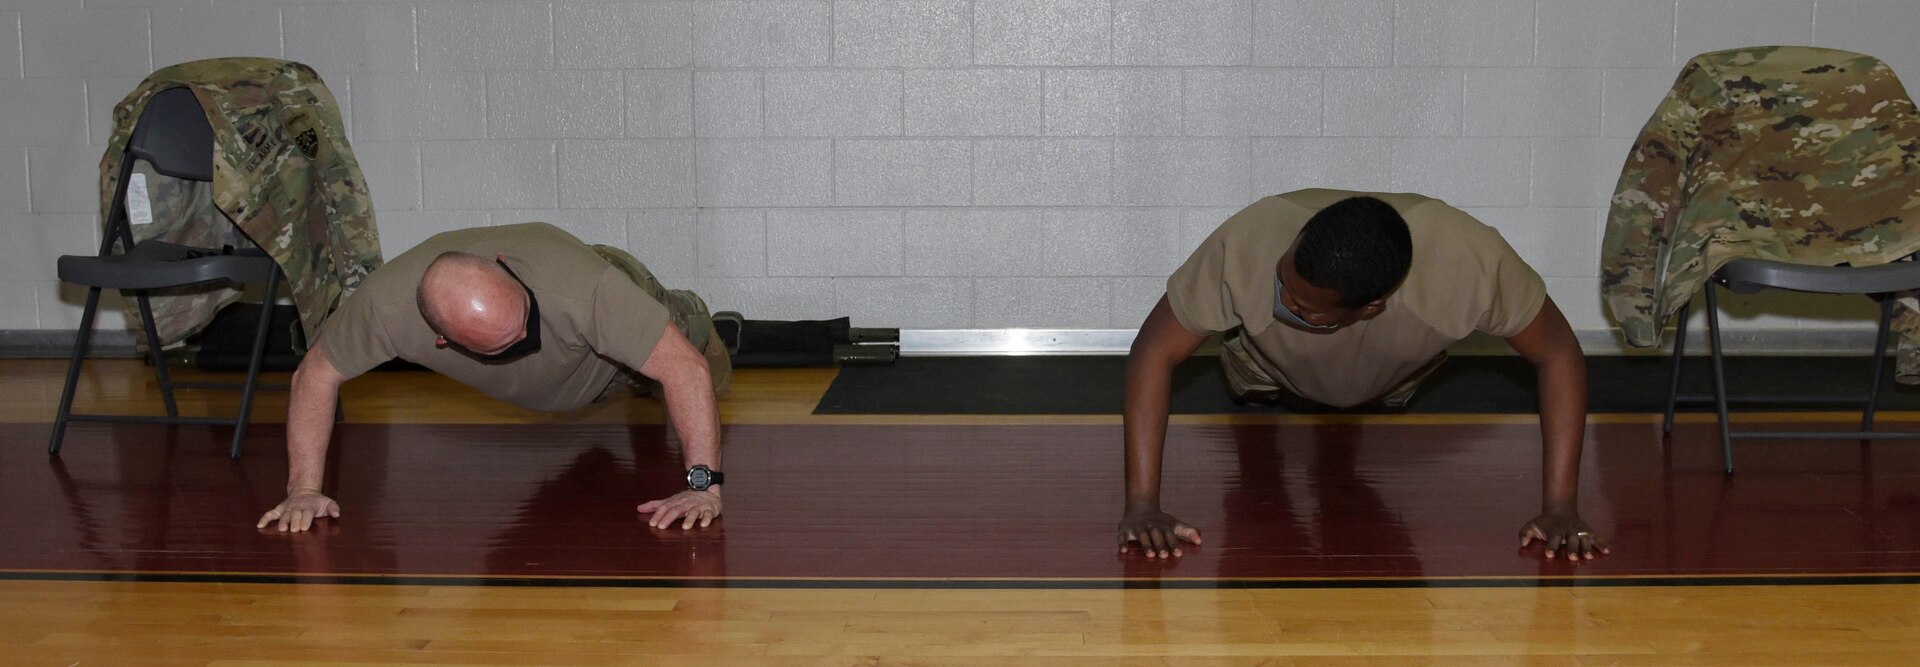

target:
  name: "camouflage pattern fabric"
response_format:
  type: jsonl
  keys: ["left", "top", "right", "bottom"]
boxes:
{"left": 1601, "top": 46, "right": 1920, "bottom": 382}
{"left": 591, "top": 245, "right": 733, "bottom": 396}
{"left": 98, "top": 58, "right": 381, "bottom": 349}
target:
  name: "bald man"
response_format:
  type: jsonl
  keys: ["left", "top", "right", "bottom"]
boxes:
{"left": 257, "top": 222, "right": 731, "bottom": 533}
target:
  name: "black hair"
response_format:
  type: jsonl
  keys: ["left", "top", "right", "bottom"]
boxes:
{"left": 1291, "top": 196, "right": 1413, "bottom": 308}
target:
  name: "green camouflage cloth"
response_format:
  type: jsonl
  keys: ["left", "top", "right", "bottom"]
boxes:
{"left": 98, "top": 58, "right": 381, "bottom": 349}
{"left": 1601, "top": 46, "right": 1920, "bottom": 381}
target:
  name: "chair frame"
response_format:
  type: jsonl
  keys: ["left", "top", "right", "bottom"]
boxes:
{"left": 48, "top": 89, "right": 286, "bottom": 460}
{"left": 1662, "top": 277, "right": 1920, "bottom": 475}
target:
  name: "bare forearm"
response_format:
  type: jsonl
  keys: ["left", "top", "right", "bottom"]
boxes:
{"left": 635, "top": 327, "right": 724, "bottom": 483}
{"left": 1505, "top": 297, "right": 1589, "bottom": 514}
{"left": 1123, "top": 354, "right": 1174, "bottom": 509}
{"left": 284, "top": 371, "right": 340, "bottom": 493}
{"left": 659, "top": 369, "right": 721, "bottom": 473}
{"left": 1535, "top": 351, "right": 1588, "bottom": 512}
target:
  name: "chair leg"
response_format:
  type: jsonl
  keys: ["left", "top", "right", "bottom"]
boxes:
{"left": 1663, "top": 303, "right": 1691, "bottom": 434}
{"left": 1705, "top": 285, "right": 1734, "bottom": 474}
{"left": 48, "top": 287, "right": 104, "bottom": 457}
{"left": 230, "top": 270, "right": 281, "bottom": 460}
{"left": 1862, "top": 296, "right": 1894, "bottom": 432}
{"left": 134, "top": 291, "right": 179, "bottom": 418}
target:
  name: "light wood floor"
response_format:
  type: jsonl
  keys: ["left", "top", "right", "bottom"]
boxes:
{"left": 5, "top": 359, "right": 1918, "bottom": 666}
{"left": 5, "top": 580, "right": 1918, "bottom": 665}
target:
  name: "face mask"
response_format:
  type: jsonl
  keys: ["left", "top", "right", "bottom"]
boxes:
{"left": 1273, "top": 275, "right": 1342, "bottom": 331}
{"left": 472, "top": 260, "right": 542, "bottom": 360}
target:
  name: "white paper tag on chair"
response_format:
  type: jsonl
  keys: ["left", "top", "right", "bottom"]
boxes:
{"left": 126, "top": 172, "right": 153, "bottom": 226}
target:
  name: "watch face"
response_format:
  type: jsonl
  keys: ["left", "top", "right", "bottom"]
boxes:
{"left": 688, "top": 467, "right": 711, "bottom": 489}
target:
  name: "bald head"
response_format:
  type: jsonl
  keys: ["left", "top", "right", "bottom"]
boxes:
{"left": 418, "top": 251, "right": 528, "bottom": 355}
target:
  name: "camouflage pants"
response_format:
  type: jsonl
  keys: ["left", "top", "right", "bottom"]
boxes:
{"left": 1220, "top": 332, "right": 1445, "bottom": 410}
{"left": 1897, "top": 301, "right": 1920, "bottom": 385}
{"left": 590, "top": 245, "right": 732, "bottom": 397}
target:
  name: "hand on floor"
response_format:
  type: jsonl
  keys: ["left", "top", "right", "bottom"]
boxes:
{"left": 1519, "top": 511, "right": 1610, "bottom": 562}
{"left": 257, "top": 489, "right": 341, "bottom": 533}
{"left": 640, "top": 489, "right": 722, "bottom": 529}
{"left": 1118, "top": 506, "right": 1201, "bottom": 559}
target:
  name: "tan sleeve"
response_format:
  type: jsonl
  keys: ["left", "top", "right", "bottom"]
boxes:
{"left": 313, "top": 288, "right": 396, "bottom": 379}
{"left": 1165, "top": 235, "right": 1239, "bottom": 337}
{"left": 1474, "top": 230, "right": 1550, "bottom": 338}
{"left": 586, "top": 266, "right": 674, "bottom": 373}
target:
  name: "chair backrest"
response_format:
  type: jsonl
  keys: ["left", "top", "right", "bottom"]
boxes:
{"left": 126, "top": 87, "right": 214, "bottom": 182}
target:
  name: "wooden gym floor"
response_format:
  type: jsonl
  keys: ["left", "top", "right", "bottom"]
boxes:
{"left": 2, "top": 358, "right": 1918, "bottom": 665}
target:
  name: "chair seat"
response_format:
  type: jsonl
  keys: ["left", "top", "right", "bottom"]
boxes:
{"left": 57, "top": 241, "right": 277, "bottom": 290}
{"left": 1717, "top": 257, "right": 1920, "bottom": 295}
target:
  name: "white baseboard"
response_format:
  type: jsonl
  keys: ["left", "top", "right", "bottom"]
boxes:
{"left": 897, "top": 328, "right": 1891, "bottom": 356}
{"left": 0, "top": 327, "right": 1890, "bottom": 359}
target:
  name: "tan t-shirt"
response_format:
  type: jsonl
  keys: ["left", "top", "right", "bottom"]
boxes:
{"left": 318, "top": 222, "right": 673, "bottom": 412}
{"left": 1167, "top": 189, "right": 1547, "bottom": 408}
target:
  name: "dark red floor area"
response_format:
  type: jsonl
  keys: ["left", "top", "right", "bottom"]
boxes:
{"left": 5, "top": 421, "right": 1920, "bottom": 583}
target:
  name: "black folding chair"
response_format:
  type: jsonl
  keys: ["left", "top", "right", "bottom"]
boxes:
{"left": 1662, "top": 257, "right": 1920, "bottom": 473}
{"left": 48, "top": 87, "right": 286, "bottom": 460}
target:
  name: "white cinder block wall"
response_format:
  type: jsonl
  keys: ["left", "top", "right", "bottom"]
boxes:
{"left": 2, "top": 0, "right": 1918, "bottom": 341}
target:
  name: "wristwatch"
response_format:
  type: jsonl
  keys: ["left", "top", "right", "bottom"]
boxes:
{"left": 686, "top": 465, "right": 724, "bottom": 491}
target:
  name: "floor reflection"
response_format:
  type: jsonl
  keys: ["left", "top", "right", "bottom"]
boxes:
{"left": 1216, "top": 423, "right": 1424, "bottom": 578}
{"left": 13, "top": 421, "right": 1920, "bottom": 581}
{"left": 485, "top": 432, "right": 728, "bottom": 579}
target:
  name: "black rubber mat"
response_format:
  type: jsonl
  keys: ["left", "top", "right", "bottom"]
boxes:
{"left": 813, "top": 355, "right": 1920, "bottom": 415}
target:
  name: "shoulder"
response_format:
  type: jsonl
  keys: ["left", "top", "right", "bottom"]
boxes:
{"left": 1399, "top": 201, "right": 1539, "bottom": 293}
{"left": 1208, "top": 194, "right": 1313, "bottom": 244}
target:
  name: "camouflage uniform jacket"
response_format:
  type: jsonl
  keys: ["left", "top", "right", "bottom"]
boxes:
{"left": 99, "top": 58, "right": 381, "bottom": 348}
{"left": 1601, "top": 46, "right": 1920, "bottom": 381}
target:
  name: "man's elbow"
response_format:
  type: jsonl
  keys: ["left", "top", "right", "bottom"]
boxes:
{"left": 289, "top": 365, "right": 336, "bottom": 396}
{"left": 1126, "top": 332, "right": 1158, "bottom": 365}
{"left": 654, "top": 337, "right": 713, "bottom": 390}
{"left": 290, "top": 349, "right": 344, "bottom": 393}
{"left": 676, "top": 346, "right": 712, "bottom": 384}
{"left": 1526, "top": 338, "right": 1586, "bottom": 373}
{"left": 290, "top": 358, "right": 318, "bottom": 389}
{"left": 1127, "top": 333, "right": 1184, "bottom": 373}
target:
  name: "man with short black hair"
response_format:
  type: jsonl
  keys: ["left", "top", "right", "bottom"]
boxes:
{"left": 1118, "top": 190, "right": 1607, "bottom": 562}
